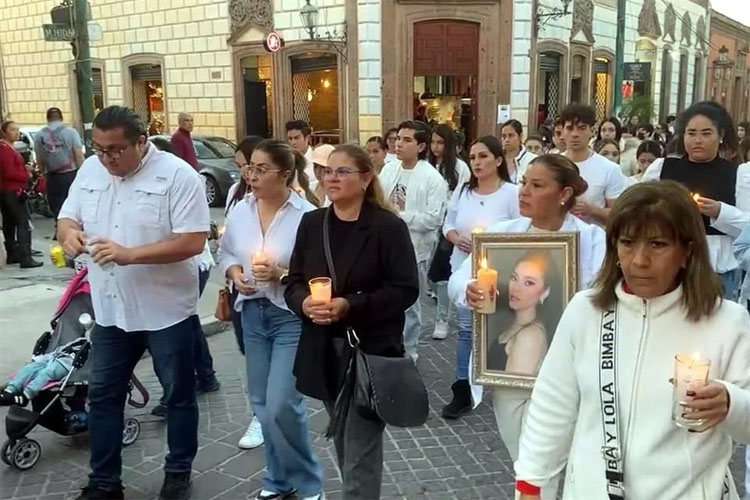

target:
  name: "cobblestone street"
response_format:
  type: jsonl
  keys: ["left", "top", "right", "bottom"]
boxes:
{"left": 1, "top": 294, "right": 748, "bottom": 499}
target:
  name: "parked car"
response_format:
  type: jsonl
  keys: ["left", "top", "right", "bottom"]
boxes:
{"left": 148, "top": 134, "right": 239, "bottom": 207}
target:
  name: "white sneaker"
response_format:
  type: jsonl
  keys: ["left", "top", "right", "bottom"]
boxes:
{"left": 301, "top": 493, "right": 325, "bottom": 500}
{"left": 432, "top": 320, "right": 448, "bottom": 340}
{"left": 238, "top": 416, "right": 264, "bottom": 449}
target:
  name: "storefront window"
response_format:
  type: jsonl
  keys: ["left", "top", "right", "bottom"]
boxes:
{"left": 130, "top": 64, "right": 165, "bottom": 135}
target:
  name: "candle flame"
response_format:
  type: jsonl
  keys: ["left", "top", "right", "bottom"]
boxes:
{"left": 692, "top": 193, "right": 700, "bottom": 202}
{"left": 472, "top": 227, "right": 485, "bottom": 234}
{"left": 692, "top": 351, "right": 700, "bottom": 362}
{"left": 218, "top": 225, "right": 226, "bottom": 237}
{"left": 481, "top": 257, "right": 488, "bottom": 270}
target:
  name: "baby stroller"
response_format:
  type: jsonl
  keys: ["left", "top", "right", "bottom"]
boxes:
{"left": 1, "top": 267, "right": 149, "bottom": 470}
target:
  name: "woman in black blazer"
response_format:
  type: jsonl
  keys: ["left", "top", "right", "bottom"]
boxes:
{"left": 285, "top": 144, "right": 419, "bottom": 499}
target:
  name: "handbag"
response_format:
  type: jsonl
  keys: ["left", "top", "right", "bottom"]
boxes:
{"left": 214, "top": 285, "right": 233, "bottom": 322}
{"left": 323, "top": 208, "right": 429, "bottom": 432}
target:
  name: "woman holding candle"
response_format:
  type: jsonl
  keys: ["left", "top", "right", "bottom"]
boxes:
{"left": 427, "top": 124, "right": 471, "bottom": 341}
{"left": 448, "top": 154, "right": 605, "bottom": 497}
{"left": 643, "top": 101, "right": 749, "bottom": 301}
{"left": 218, "top": 139, "right": 323, "bottom": 500}
{"left": 440, "top": 135, "right": 519, "bottom": 419}
{"left": 285, "top": 144, "right": 419, "bottom": 500}
{"left": 515, "top": 180, "right": 750, "bottom": 500}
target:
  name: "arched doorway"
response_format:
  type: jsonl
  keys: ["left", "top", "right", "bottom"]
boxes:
{"left": 122, "top": 54, "right": 167, "bottom": 135}
{"left": 239, "top": 54, "right": 274, "bottom": 138}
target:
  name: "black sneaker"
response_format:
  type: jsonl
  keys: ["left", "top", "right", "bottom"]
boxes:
{"left": 159, "top": 471, "right": 191, "bottom": 500}
{"left": 441, "top": 380, "right": 473, "bottom": 419}
{"left": 151, "top": 403, "right": 167, "bottom": 419}
{"left": 197, "top": 378, "right": 221, "bottom": 394}
{"left": 74, "top": 486, "right": 124, "bottom": 500}
{"left": 0, "top": 391, "right": 28, "bottom": 407}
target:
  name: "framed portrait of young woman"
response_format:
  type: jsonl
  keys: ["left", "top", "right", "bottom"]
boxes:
{"left": 471, "top": 232, "right": 578, "bottom": 389}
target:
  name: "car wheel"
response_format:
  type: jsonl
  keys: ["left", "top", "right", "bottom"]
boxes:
{"left": 203, "top": 175, "right": 220, "bottom": 207}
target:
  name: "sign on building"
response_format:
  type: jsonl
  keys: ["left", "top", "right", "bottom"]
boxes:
{"left": 623, "top": 62, "right": 651, "bottom": 82}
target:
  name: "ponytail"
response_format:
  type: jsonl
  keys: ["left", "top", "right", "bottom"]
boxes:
{"left": 292, "top": 151, "right": 321, "bottom": 207}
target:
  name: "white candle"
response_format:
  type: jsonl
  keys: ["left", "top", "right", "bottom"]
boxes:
{"left": 476, "top": 257, "right": 498, "bottom": 315}
{"left": 309, "top": 277, "right": 332, "bottom": 303}
{"left": 672, "top": 352, "right": 710, "bottom": 429}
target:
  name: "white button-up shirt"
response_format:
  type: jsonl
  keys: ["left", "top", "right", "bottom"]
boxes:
{"left": 58, "top": 145, "right": 210, "bottom": 332}
{"left": 217, "top": 190, "right": 315, "bottom": 312}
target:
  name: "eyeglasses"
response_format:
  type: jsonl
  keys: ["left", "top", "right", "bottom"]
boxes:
{"left": 322, "top": 167, "right": 363, "bottom": 178}
{"left": 247, "top": 165, "right": 281, "bottom": 176}
{"left": 92, "top": 145, "right": 132, "bottom": 159}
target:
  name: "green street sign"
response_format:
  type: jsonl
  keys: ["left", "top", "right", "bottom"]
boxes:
{"left": 42, "top": 23, "right": 75, "bottom": 42}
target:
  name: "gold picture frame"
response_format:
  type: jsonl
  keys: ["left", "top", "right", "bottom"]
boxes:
{"left": 471, "top": 232, "right": 579, "bottom": 389}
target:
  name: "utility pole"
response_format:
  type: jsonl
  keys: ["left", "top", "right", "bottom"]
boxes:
{"left": 612, "top": 0, "right": 627, "bottom": 119}
{"left": 73, "top": 0, "right": 94, "bottom": 155}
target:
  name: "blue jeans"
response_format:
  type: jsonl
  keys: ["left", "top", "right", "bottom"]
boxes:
{"left": 87, "top": 316, "right": 200, "bottom": 490}
{"left": 719, "top": 269, "right": 741, "bottom": 302}
{"left": 241, "top": 299, "right": 322, "bottom": 496}
{"left": 455, "top": 306, "right": 473, "bottom": 380}
{"left": 7, "top": 359, "right": 68, "bottom": 399}
{"left": 404, "top": 260, "right": 428, "bottom": 359}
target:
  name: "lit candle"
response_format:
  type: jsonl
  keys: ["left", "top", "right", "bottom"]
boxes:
{"left": 476, "top": 257, "right": 498, "bottom": 314}
{"left": 309, "top": 277, "right": 332, "bottom": 303}
{"left": 471, "top": 226, "right": 485, "bottom": 235}
{"left": 218, "top": 225, "right": 226, "bottom": 238}
{"left": 672, "top": 352, "right": 711, "bottom": 429}
{"left": 692, "top": 192, "right": 700, "bottom": 203}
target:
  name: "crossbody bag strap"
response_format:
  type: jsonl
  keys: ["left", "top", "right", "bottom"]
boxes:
{"left": 599, "top": 306, "right": 624, "bottom": 500}
{"left": 322, "top": 208, "right": 339, "bottom": 294}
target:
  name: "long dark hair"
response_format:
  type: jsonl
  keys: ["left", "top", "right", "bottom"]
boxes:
{"left": 254, "top": 139, "right": 320, "bottom": 207}
{"left": 429, "top": 124, "right": 460, "bottom": 191}
{"left": 597, "top": 117, "right": 623, "bottom": 142}
{"left": 591, "top": 181, "right": 721, "bottom": 321}
{"left": 462, "top": 135, "right": 511, "bottom": 194}
{"left": 226, "top": 135, "right": 263, "bottom": 213}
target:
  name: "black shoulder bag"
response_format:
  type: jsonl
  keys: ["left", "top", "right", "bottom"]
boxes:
{"left": 323, "top": 208, "right": 428, "bottom": 436}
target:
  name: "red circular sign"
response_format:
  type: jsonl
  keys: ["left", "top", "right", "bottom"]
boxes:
{"left": 264, "top": 32, "right": 283, "bottom": 53}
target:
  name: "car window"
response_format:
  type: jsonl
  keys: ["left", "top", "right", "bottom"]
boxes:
{"left": 203, "top": 138, "right": 236, "bottom": 158}
{"left": 193, "top": 140, "right": 218, "bottom": 160}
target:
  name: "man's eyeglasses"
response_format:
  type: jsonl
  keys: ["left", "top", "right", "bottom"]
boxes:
{"left": 322, "top": 167, "right": 363, "bottom": 178}
{"left": 91, "top": 145, "right": 132, "bottom": 160}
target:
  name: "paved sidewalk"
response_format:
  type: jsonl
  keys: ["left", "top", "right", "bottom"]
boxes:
{"left": 1, "top": 293, "right": 747, "bottom": 499}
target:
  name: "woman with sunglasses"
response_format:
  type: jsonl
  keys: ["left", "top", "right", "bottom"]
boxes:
{"left": 218, "top": 139, "right": 322, "bottom": 500}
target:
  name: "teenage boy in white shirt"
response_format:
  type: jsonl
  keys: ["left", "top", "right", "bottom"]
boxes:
{"left": 561, "top": 103, "right": 627, "bottom": 225}
{"left": 380, "top": 121, "right": 448, "bottom": 361}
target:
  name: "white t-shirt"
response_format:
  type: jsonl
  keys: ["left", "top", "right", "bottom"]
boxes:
{"left": 574, "top": 152, "right": 627, "bottom": 208}
{"left": 389, "top": 168, "right": 414, "bottom": 212}
{"left": 443, "top": 182, "right": 520, "bottom": 271}
{"left": 58, "top": 145, "right": 210, "bottom": 332}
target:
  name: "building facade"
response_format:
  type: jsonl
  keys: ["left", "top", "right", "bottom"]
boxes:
{"left": 705, "top": 10, "right": 750, "bottom": 125}
{"left": 0, "top": 0, "right": 714, "bottom": 145}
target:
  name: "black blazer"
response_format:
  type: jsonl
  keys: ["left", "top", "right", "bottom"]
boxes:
{"left": 284, "top": 202, "right": 419, "bottom": 401}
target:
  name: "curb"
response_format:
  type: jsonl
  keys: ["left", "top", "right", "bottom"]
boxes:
{"left": 201, "top": 316, "right": 229, "bottom": 337}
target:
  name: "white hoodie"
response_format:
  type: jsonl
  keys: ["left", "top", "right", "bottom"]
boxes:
{"left": 379, "top": 159, "right": 448, "bottom": 262}
{"left": 515, "top": 284, "right": 750, "bottom": 499}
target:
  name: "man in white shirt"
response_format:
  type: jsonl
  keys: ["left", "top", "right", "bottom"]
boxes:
{"left": 380, "top": 121, "right": 448, "bottom": 361}
{"left": 57, "top": 106, "right": 210, "bottom": 500}
{"left": 286, "top": 120, "right": 314, "bottom": 182}
{"left": 560, "top": 104, "right": 627, "bottom": 225}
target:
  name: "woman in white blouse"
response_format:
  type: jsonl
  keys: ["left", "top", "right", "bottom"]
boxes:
{"left": 218, "top": 140, "right": 323, "bottom": 500}
{"left": 501, "top": 119, "right": 537, "bottom": 184}
{"left": 448, "top": 154, "right": 605, "bottom": 498}
{"left": 440, "top": 135, "right": 519, "bottom": 419}
{"left": 428, "top": 124, "right": 471, "bottom": 341}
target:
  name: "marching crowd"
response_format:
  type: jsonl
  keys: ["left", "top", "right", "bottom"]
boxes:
{"left": 2, "top": 97, "right": 750, "bottom": 500}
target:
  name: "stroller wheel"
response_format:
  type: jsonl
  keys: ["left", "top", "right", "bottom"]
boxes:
{"left": 1, "top": 439, "right": 14, "bottom": 466}
{"left": 122, "top": 418, "right": 140, "bottom": 446}
{"left": 10, "top": 438, "right": 41, "bottom": 470}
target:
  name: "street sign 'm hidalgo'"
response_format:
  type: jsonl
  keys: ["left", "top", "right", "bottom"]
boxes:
{"left": 43, "top": 23, "right": 75, "bottom": 41}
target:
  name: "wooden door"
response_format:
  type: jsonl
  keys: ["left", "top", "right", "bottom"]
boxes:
{"left": 413, "top": 21, "right": 479, "bottom": 77}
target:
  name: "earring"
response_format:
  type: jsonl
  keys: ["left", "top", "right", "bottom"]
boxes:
{"left": 616, "top": 261, "right": 621, "bottom": 268}
{"left": 539, "top": 297, "right": 545, "bottom": 305}
{"left": 560, "top": 201, "right": 565, "bottom": 206}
